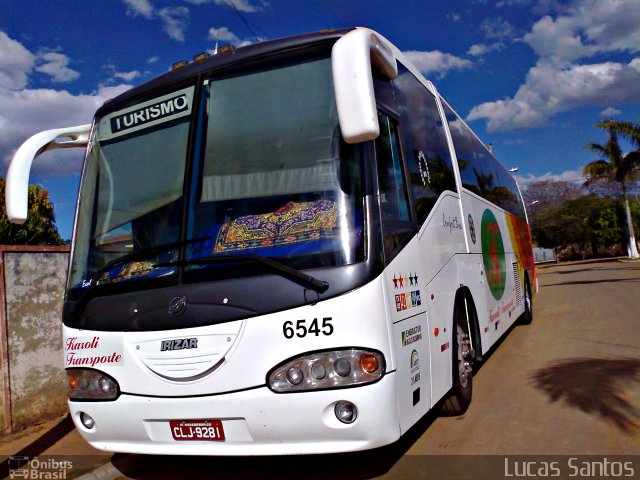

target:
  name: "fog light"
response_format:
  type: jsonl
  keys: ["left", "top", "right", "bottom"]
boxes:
{"left": 80, "top": 412, "right": 95, "bottom": 429}
{"left": 334, "top": 401, "right": 358, "bottom": 424}
{"left": 334, "top": 358, "right": 351, "bottom": 377}
{"left": 286, "top": 367, "right": 303, "bottom": 385}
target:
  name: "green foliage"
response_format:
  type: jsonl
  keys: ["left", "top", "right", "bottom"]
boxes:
{"left": 597, "top": 120, "right": 640, "bottom": 151}
{"left": 630, "top": 199, "right": 640, "bottom": 233}
{"left": 0, "top": 178, "right": 64, "bottom": 246}
{"left": 593, "top": 206, "right": 624, "bottom": 247}
{"left": 531, "top": 195, "right": 626, "bottom": 251}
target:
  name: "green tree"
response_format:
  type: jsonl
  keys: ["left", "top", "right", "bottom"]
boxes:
{"left": 585, "top": 127, "right": 640, "bottom": 258}
{"left": 593, "top": 205, "right": 624, "bottom": 248}
{"left": 531, "top": 196, "right": 627, "bottom": 256}
{"left": 630, "top": 199, "right": 640, "bottom": 233}
{"left": 0, "top": 178, "right": 64, "bottom": 245}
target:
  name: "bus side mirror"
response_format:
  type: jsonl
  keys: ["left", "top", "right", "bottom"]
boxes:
{"left": 332, "top": 28, "right": 398, "bottom": 144}
{"left": 5, "top": 124, "right": 91, "bottom": 224}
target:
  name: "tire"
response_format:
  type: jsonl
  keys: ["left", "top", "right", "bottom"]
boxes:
{"left": 519, "top": 278, "right": 533, "bottom": 325}
{"left": 439, "top": 300, "right": 473, "bottom": 416}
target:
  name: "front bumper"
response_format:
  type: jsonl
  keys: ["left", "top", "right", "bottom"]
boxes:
{"left": 69, "top": 373, "right": 400, "bottom": 455}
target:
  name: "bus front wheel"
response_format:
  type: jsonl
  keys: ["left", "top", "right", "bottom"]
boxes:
{"left": 438, "top": 301, "right": 473, "bottom": 416}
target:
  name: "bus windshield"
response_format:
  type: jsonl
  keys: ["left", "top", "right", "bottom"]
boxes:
{"left": 69, "top": 55, "right": 364, "bottom": 294}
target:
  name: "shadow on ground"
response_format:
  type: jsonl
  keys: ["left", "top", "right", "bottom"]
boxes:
{"left": 531, "top": 357, "right": 640, "bottom": 434}
{"left": 0, "top": 416, "right": 75, "bottom": 478}
{"left": 540, "top": 277, "right": 640, "bottom": 287}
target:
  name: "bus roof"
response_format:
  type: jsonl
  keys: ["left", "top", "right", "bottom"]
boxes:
{"left": 96, "top": 28, "right": 354, "bottom": 116}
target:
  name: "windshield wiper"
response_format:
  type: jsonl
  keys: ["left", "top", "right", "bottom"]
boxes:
{"left": 155, "top": 255, "right": 329, "bottom": 293}
{"left": 71, "top": 236, "right": 206, "bottom": 317}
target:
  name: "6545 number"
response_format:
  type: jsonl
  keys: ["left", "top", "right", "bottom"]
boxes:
{"left": 283, "top": 317, "right": 333, "bottom": 339}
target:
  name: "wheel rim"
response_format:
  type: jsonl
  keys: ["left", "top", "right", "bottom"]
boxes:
{"left": 524, "top": 282, "right": 532, "bottom": 317}
{"left": 456, "top": 323, "right": 471, "bottom": 388}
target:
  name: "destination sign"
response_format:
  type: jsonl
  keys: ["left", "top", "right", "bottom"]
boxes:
{"left": 98, "top": 86, "right": 194, "bottom": 141}
{"left": 110, "top": 94, "right": 189, "bottom": 134}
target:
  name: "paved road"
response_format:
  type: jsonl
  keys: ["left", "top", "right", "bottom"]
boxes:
{"left": 98, "top": 259, "right": 639, "bottom": 480}
{"left": 5, "top": 260, "right": 637, "bottom": 479}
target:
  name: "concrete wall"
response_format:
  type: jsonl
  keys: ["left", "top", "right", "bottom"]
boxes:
{"left": 0, "top": 246, "right": 70, "bottom": 434}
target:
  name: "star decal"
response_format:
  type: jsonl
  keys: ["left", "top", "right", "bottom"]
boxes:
{"left": 392, "top": 274, "right": 398, "bottom": 289}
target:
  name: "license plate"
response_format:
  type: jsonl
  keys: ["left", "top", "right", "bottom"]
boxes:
{"left": 170, "top": 419, "right": 225, "bottom": 441}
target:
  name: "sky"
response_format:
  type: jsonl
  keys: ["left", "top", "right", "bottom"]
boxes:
{"left": 1, "top": 0, "right": 639, "bottom": 240}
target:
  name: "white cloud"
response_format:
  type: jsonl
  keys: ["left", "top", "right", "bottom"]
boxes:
{"left": 123, "top": 0, "right": 154, "bottom": 19}
{"left": 147, "top": 56, "right": 159, "bottom": 64}
{"left": 208, "top": 26, "right": 241, "bottom": 44}
{"left": 467, "top": 0, "right": 640, "bottom": 132}
{"left": 468, "top": 59, "right": 640, "bottom": 132}
{"left": 0, "top": 31, "right": 129, "bottom": 179}
{"left": 158, "top": 7, "right": 189, "bottom": 42}
{"left": 103, "top": 64, "right": 146, "bottom": 85}
{"left": 514, "top": 168, "right": 585, "bottom": 186}
{"left": 186, "top": 0, "right": 267, "bottom": 13}
{"left": 480, "top": 17, "right": 516, "bottom": 39}
{"left": 403, "top": 50, "right": 473, "bottom": 79}
{"left": 0, "top": 31, "right": 36, "bottom": 90}
{"left": 35, "top": 52, "right": 80, "bottom": 83}
{"left": 447, "top": 12, "right": 461, "bottom": 22}
{"left": 524, "top": 0, "right": 640, "bottom": 64}
{"left": 599, "top": 107, "right": 622, "bottom": 118}
{"left": 467, "top": 42, "right": 504, "bottom": 57}
{"left": 121, "top": 1, "right": 190, "bottom": 42}
{"left": 113, "top": 70, "right": 143, "bottom": 82}
{"left": 496, "top": 0, "right": 534, "bottom": 6}
{"left": 207, "top": 26, "right": 257, "bottom": 48}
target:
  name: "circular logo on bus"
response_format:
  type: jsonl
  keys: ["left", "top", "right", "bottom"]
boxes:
{"left": 169, "top": 296, "right": 187, "bottom": 316}
{"left": 481, "top": 209, "right": 506, "bottom": 300}
{"left": 468, "top": 214, "right": 476, "bottom": 244}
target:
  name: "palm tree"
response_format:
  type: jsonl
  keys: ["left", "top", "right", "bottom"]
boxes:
{"left": 584, "top": 126, "right": 640, "bottom": 258}
{"left": 597, "top": 120, "right": 640, "bottom": 150}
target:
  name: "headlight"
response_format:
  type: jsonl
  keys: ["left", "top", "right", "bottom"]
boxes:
{"left": 267, "top": 349, "right": 385, "bottom": 393}
{"left": 67, "top": 369, "right": 119, "bottom": 400}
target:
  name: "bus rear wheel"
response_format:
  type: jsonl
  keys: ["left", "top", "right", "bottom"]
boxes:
{"left": 519, "top": 278, "right": 533, "bottom": 325}
{"left": 439, "top": 301, "right": 473, "bottom": 416}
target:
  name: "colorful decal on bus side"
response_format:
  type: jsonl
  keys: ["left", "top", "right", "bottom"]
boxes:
{"left": 392, "top": 272, "right": 422, "bottom": 312}
{"left": 505, "top": 213, "right": 536, "bottom": 287}
{"left": 481, "top": 209, "right": 506, "bottom": 300}
{"left": 410, "top": 349, "right": 420, "bottom": 386}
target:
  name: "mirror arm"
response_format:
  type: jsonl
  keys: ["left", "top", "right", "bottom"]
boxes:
{"left": 5, "top": 124, "right": 91, "bottom": 224}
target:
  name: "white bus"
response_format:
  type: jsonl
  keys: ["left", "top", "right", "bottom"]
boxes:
{"left": 6, "top": 27, "right": 535, "bottom": 455}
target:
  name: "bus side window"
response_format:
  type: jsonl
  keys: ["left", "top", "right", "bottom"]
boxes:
{"left": 375, "top": 113, "right": 415, "bottom": 261}
{"left": 392, "top": 65, "right": 457, "bottom": 224}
